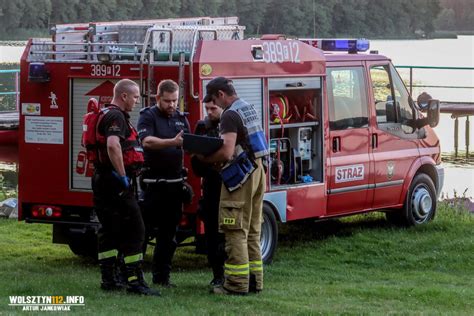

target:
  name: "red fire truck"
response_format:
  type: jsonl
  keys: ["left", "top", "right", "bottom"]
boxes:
{"left": 18, "top": 17, "right": 443, "bottom": 263}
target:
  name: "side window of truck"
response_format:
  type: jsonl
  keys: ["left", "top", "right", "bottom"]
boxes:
{"left": 370, "top": 64, "right": 416, "bottom": 134}
{"left": 327, "top": 67, "right": 368, "bottom": 130}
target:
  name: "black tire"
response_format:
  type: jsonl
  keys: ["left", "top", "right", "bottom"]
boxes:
{"left": 386, "top": 173, "right": 437, "bottom": 226}
{"left": 68, "top": 233, "right": 98, "bottom": 259}
{"left": 385, "top": 210, "right": 405, "bottom": 226}
{"left": 261, "top": 203, "right": 278, "bottom": 264}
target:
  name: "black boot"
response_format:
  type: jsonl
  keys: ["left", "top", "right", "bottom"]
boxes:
{"left": 249, "top": 274, "right": 261, "bottom": 294}
{"left": 99, "top": 257, "right": 125, "bottom": 291}
{"left": 126, "top": 262, "right": 161, "bottom": 296}
{"left": 152, "top": 273, "right": 177, "bottom": 288}
{"left": 115, "top": 254, "right": 127, "bottom": 288}
{"left": 210, "top": 266, "right": 224, "bottom": 287}
{"left": 209, "top": 276, "right": 224, "bottom": 287}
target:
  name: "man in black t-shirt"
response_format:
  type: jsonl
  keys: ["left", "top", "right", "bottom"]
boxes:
{"left": 93, "top": 79, "right": 160, "bottom": 296}
{"left": 137, "top": 79, "right": 190, "bottom": 287}
{"left": 197, "top": 77, "right": 268, "bottom": 295}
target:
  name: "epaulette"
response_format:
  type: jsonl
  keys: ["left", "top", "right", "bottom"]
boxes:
{"left": 196, "top": 120, "right": 206, "bottom": 127}
{"left": 139, "top": 107, "right": 152, "bottom": 114}
{"left": 194, "top": 120, "right": 206, "bottom": 135}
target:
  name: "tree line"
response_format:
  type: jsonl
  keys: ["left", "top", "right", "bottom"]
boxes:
{"left": 2, "top": 0, "right": 469, "bottom": 39}
{"left": 435, "top": 0, "right": 474, "bottom": 31}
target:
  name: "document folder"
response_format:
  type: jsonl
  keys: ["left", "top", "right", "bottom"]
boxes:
{"left": 183, "top": 133, "right": 223, "bottom": 156}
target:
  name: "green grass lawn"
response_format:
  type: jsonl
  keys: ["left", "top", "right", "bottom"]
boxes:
{"left": 0, "top": 203, "right": 473, "bottom": 315}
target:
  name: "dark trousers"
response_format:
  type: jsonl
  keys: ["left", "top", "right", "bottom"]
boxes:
{"left": 199, "top": 175, "right": 226, "bottom": 278}
{"left": 142, "top": 181, "right": 183, "bottom": 279}
{"left": 92, "top": 171, "right": 145, "bottom": 257}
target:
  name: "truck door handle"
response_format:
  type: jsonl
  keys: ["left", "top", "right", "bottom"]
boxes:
{"left": 332, "top": 136, "right": 341, "bottom": 152}
{"left": 372, "top": 133, "right": 378, "bottom": 149}
{"left": 286, "top": 81, "right": 306, "bottom": 88}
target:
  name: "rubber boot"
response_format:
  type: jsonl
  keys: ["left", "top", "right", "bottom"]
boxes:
{"left": 249, "top": 274, "right": 261, "bottom": 294}
{"left": 152, "top": 273, "right": 177, "bottom": 288}
{"left": 115, "top": 253, "right": 127, "bottom": 288}
{"left": 126, "top": 262, "right": 161, "bottom": 296}
{"left": 210, "top": 266, "right": 224, "bottom": 287}
{"left": 99, "top": 257, "right": 125, "bottom": 291}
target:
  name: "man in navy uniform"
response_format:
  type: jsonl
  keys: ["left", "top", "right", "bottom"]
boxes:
{"left": 191, "top": 100, "right": 226, "bottom": 287}
{"left": 137, "top": 79, "right": 190, "bottom": 287}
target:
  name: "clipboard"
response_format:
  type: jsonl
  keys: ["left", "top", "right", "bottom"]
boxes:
{"left": 183, "top": 133, "right": 223, "bottom": 156}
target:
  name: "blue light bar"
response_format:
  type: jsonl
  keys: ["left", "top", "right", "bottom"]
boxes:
{"left": 300, "top": 39, "right": 370, "bottom": 53}
{"left": 320, "top": 39, "right": 370, "bottom": 52}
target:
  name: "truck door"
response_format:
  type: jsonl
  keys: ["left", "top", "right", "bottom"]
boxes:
{"left": 326, "top": 66, "right": 371, "bottom": 214}
{"left": 367, "top": 62, "right": 420, "bottom": 208}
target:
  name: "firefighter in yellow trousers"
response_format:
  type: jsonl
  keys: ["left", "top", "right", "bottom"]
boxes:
{"left": 197, "top": 77, "right": 269, "bottom": 295}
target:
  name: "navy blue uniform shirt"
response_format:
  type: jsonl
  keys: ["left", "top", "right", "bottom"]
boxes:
{"left": 137, "top": 105, "right": 190, "bottom": 178}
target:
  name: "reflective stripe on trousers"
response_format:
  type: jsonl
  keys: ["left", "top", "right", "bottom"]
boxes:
{"left": 249, "top": 260, "right": 263, "bottom": 272}
{"left": 124, "top": 253, "right": 143, "bottom": 264}
{"left": 98, "top": 249, "right": 118, "bottom": 260}
{"left": 224, "top": 263, "right": 249, "bottom": 276}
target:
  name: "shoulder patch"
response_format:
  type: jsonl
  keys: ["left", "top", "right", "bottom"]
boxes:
{"left": 177, "top": 110, "right": 189, "bottom": 117}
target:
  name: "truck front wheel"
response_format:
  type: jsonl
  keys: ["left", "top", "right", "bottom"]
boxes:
{"left": 386, "top": 173, "right": 437, "bottom": 226}
{"left": 260, "top": 203, "right": 278, "bottom": 264}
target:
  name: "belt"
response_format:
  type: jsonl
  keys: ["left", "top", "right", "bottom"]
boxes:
{"left": 142, "top": 176, "right": 187, "bottom": 184}
{"left": 95, "top": 166, "right": 139, "bottom": 178}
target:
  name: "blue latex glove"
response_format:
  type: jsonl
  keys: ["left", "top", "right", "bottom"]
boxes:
{"left": 299, "top": 174, "right": 313, "bottom": 183}
{"left": 112, "top": 171, "right": 130, "bottom": 189}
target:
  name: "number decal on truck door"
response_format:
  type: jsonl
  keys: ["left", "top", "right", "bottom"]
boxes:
{"left": 90, "top": 64, "right": 121, "bottom": 77}
{"left": 262, "top": 41, "right": 300, "bottom": 63}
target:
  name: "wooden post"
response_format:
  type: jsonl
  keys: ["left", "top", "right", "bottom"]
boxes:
{"left": 409, "top": 67, "right": 413, "bottom": 96}
{"left": 466, "top": 116, "right": 470, "bottom": 158}
{"left": 454, "top": 116, "right": 459, "bottom": 157}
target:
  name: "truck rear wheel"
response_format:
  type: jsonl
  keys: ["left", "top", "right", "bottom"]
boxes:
{"left": 386, "top": 173, "right": 436, "bottom": 226}
{"left": 261, "top": 203, "right": 278, "bottom": 264}
{"left": 68, "top": 233, "right": 98, "bottom": 259}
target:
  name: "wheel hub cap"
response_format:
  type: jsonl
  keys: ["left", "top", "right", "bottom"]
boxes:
{"left": 412, "top": 187, "right": 432, "bottom": 220}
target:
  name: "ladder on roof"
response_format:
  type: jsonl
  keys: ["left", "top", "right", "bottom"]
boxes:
{"left": 28, "top": 16, "right": 245, "bottom": 105}
{"left": 52, "top": 16, "right": 240, "bottom": 34}
{"left": 30, "top": 16, "right": 244, "bottom": 62}
{"left": 140, "top": 25, "right": 231, "bottom": 106}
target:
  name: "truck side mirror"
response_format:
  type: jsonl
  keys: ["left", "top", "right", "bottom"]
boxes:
{"left": 416, "top": 92, "right": 431, "bottom": 112}
{"left": 426, "top": 99, "right": 440, "bottom": 128}
{"left": 415, "top": 99, "right": 440, "bottom": 129}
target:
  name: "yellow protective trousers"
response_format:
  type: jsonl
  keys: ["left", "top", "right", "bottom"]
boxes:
{"left": 218, "top": 158, "right": 266, "bottom": 293}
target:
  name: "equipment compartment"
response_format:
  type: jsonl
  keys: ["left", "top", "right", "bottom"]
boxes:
{"left": 268, "top": 78, "right": 323, "bottom": 188}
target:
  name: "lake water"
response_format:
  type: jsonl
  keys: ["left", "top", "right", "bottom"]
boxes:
{"left": 1, "top": 37, "right": 473, "bottom": 198}
{"left": 370, "top": 37, "right": 474, "bottom": 198}
{"left": 371, "top": 36, "right": 474, "bottom": 151}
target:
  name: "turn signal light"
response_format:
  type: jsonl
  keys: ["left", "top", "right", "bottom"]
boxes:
{"left": 31, "top": 205, "right": 62, "bottom": 218}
